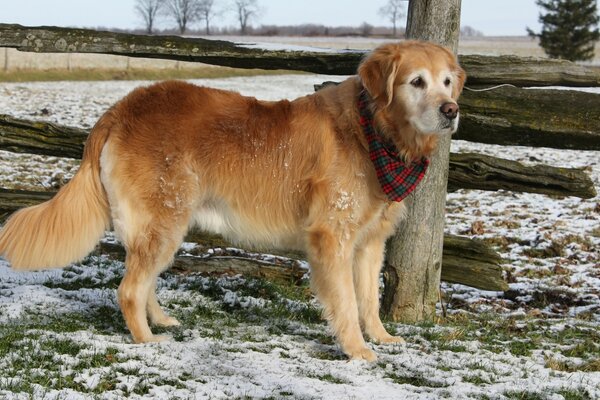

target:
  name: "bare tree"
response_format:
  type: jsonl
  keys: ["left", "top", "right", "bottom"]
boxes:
{"left": 233, "top": 0, "right": 260, "bottom": 35}
{"left": 198, "top": 0, "right": 217, "bottom": 35}
{"left": 378, "top": 0, "right": 407, "bottom": 37}
{"left": 165, "top": 0, "right": 200, "bottom": 34}
{"left": 135, "top": 0, "right": 164, "bottom": 34}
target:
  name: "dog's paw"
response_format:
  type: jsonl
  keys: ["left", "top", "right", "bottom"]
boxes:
{"left": 348, "top": 347, "right": 377, "bottom": 362}
{"left": 135, "top": 334, "right": 171, "bottom": 344}
{"left": 372, "top": 334, "right": 405, "bottom": 345}
{"left": 153, "top": 316, "right": 181, "bottom": 328}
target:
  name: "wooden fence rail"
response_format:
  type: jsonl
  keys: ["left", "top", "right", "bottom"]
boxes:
{"left": 1, "top": 24, "right": 600, "bottom": 86}
{"left": 0, "top": 188, "right": 507, "bottom": 291}
{"left": 1, "top": 23, "right": 599, "bottom": 298}
{"left": 314, "top": 82, "right": 600, "bottom": 151}
{"left": 0, "top": 114, "right": 594, "bottom": 198}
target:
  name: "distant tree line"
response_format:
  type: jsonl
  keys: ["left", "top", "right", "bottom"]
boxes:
{"left": 133, "top": 0, "right": 484, "bottom": 38}
{"left": 135, "top": 0, "right": 261, "bottom": 35}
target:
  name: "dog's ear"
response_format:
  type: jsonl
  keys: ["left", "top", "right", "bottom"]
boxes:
{"left": 358, "top": 48, "right": 401, "bottom": 107}
{"left": 452, "top": 64, "right": 467, "bottom": 99}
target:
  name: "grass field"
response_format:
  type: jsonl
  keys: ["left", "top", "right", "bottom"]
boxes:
{"left": 0, "top": 36, "right": 599, "bottom": 399}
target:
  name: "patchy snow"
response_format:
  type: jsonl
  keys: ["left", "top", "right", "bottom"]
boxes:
{"left": 235, "top": 41, "right": 365, "bottom": 54}
{"left": 0, "top": 76, "right": 599, "bottom": 399}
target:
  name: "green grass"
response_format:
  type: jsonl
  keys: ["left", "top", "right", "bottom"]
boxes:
{"left": 0, "top": 66, "right": 302, "bottom": 82}
{"left": 504, "top": 392, "right": 545, "bottom": 400}
{"left": 385, "top": 371, "right": 449, "bottom": 388}
{"left": 306, "top": 372, "right": 348, "bottom": 384}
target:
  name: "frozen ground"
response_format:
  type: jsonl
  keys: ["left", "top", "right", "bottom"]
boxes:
{"left": 0, "top": 76, "right": 599, "bottom": 399}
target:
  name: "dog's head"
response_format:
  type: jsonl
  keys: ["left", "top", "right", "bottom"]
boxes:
{"left": 358, "top": 41, "right": 466, "bottom": 140}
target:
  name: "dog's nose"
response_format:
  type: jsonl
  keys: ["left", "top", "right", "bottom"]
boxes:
{"left": 440, "top": 102, "right": 459, "bottom": 120}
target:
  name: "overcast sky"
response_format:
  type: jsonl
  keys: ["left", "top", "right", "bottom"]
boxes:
{"left": 2, "top": 0, "right": 542, "bottom": 36}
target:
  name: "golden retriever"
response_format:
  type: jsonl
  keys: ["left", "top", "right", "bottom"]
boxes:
{"left": 0, "top": 40, "right": 465, "bottom": 361}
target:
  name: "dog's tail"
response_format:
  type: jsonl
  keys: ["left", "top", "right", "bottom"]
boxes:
{"left": 0, "top": 114, "right": 114, "bottom": 269}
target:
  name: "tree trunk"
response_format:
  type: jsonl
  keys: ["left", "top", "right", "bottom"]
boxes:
{"left": 381, "top": 0, "right": 462, "bottom": 323}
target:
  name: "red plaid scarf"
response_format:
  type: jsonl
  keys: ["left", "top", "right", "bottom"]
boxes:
{"left": 358, "top": 90, "right": 429, "bottom": 202}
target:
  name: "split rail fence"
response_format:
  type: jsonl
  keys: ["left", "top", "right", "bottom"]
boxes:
{"left": 0, "top": 23, "right": 598, "bottom": 293}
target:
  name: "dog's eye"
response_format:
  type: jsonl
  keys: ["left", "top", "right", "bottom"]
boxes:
{"left": 444, "top": 78, "right": 452, "bottom": 87}
{"left": 410, "top": 77, "right": 425, "bottom": 88}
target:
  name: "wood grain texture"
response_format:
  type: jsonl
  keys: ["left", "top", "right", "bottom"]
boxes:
{"left": 381, "top": 0, "right": 462, "bottom": 323}
{"left": 1, "top": 24, "right": 599, "bottom": 86}
{"left": 458, "top": 86, "right": 600, "bottom": 150}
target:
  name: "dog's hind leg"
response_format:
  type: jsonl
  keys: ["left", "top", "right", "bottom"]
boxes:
{"left": 147, "top": 277, "right": 180, "bottom": 327}
{"left": 101, "top": 139, "right": 194, "bottom": 342}
{"left": 117, "top": 217, "right": 189, "bottom": 343}
{"left": 306, "top": 226, "right": 376, "bottom": 362}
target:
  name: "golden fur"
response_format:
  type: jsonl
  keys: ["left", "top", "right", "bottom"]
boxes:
{"left": 0, "top": 41, "right": 465, "bottom": 361}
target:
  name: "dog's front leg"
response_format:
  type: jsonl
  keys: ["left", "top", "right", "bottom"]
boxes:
{"left": 353, "top": 235, "right": 405, "bottom": 344}
{"left": 306, "top": 226, "right": 376, "bottom": 362}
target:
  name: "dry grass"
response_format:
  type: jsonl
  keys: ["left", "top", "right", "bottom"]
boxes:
{"left": 0, "top": 66, "right": 300, "bottom": 83}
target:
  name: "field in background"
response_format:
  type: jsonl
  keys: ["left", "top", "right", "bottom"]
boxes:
{"left": 1, "top": 36, "right": 599, "bottom": 82}
{"left": 0, "top": 35, "right": 599, "bottom": 398}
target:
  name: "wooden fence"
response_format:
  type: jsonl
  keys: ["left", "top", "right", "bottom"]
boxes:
{"left": 0, "top": 23, "right": 598, "bottom": 300}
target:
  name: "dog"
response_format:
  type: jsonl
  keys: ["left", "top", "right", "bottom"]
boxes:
{"left": 0, "top": 41, "right": 465, "bottom": 361}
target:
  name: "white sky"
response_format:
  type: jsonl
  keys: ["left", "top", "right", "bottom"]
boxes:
{"left": 1, "top": 0, "right": 542, "bottom": 36}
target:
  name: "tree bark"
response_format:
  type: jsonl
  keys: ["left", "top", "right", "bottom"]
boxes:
{"left": 381, "top": 0, "right": 462, "bottom": 323}
{"left": 1, "top": 24, "right": 600, "bottom": 86}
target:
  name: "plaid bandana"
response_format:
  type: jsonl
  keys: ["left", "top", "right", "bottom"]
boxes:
{"left": 358, "top": 90, "right": 429, "bottom": 202}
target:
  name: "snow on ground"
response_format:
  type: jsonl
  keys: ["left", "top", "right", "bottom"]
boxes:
{"left": 0, "top": 77, "right": 599, "bottom": 399}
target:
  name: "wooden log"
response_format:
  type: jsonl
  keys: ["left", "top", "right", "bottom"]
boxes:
{"left": 1, "top": 116, "right": 594, "bottom": 198}
{"left": 1, "top": 24, "right": 600, "bottom": 86}
{"left": 98, "top": 242, "right": 307, "bottom": 284}
{"left": 441, "top": 235, "right": 507, "bottom": 291}
{"left": 97, "top": 236, "right": 506, "bottom": 291}
{"left": 0, "top": 189, "right": 506, "bottom": 291}
{"left": 0, "top": 114, "right": 88, "bottom": 158}
{"left": 459, "top": 54, "right": 600, "bottom": 87}
{"left": 458, "top": 86, "right": 600, "bottom": 150}
{"left": 448, "top": 153, "right": 597, "bottom": 199}
{"left": 0, "top": 188, "right": 52, "bottom": 222}
{"left": 0, "top": 23, "right": 363, "bottom": 75}
{"left": 315, "top": 83, "right": 600, "bottom": 151}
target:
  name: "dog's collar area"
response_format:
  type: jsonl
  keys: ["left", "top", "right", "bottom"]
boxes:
{"left": 357, "top": 90, "right": 429, "bottom": 202}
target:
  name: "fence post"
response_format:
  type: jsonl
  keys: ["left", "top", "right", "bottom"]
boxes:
{"left": 381, "top": 0, "right": 462, "bottom": 322}
{"left": 3, "top": 47, "right": 8, "bottom": 71}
